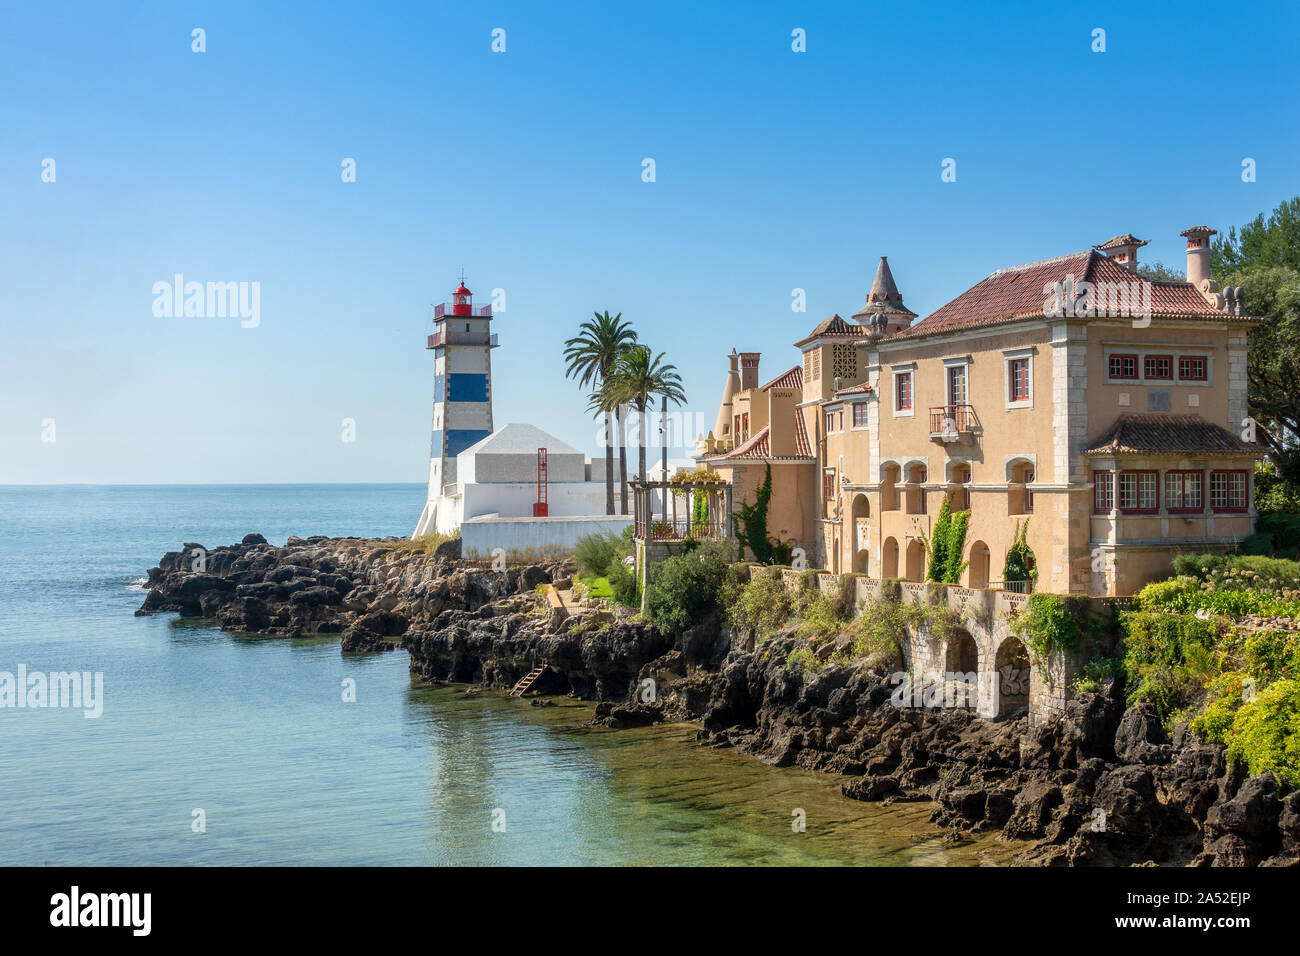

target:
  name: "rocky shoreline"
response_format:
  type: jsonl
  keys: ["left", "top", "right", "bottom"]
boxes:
{"left": 137, "top": 535, "right": 1299, "bottom": 867}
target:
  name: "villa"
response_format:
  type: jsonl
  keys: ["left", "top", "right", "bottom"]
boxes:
{"left": 696, "top": 226, "right": 1265, "bottom": 596}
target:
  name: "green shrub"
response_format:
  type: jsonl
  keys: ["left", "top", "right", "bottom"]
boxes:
{"left": 786, "top": 646, "right": 819, "bottom": 673}
{"left": 1071, "top": 655, "right": 1124, "bottom": 694}
{"left": 851, "top": 590, "right": 910, "bottom": 669}
{"left": 606, "top": 555, "right": 637, "bottom": 607}
{"left": 1120, "top": 610, "right": 1221, "bottom": 719}
{"left": 726, "top": 565, "right": 795, "bottom": 638}
{"left": 643, "top": 539, "right": 731, "bottom": 636}
{"left": 1010, "top": 594, "right": 1086, "bottom": 676}
{"left": 1225, "top": 679, "right": 1300, "bottom": 788}
{"left": 794, "top": 591, "right": 850, "bottom": 643}
{"left": 574, "top": 532, "right": 621, "bottom": 578}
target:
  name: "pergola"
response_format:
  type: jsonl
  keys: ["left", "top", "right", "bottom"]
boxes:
{"left": 630, "top": 476, "right": 734, "bottom": 543}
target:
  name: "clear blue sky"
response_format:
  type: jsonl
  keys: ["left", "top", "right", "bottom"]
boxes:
{"left": 3, "top": 0, "right": 1297, "bottom": 483}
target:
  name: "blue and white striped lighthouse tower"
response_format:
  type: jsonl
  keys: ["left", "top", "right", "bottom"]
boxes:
{"left": 413, "top": 277, "right": 498, "bottom": 537}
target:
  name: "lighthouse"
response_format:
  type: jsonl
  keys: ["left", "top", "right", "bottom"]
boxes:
{"left": 412, "top": 278, "right": 498, "bottom": 537}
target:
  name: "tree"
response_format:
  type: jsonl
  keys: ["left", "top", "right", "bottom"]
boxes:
{"left": 601, "top": 345, "right": 687, "bottom": 488}
{"left": 564, "top": 311, "right": 638, "bottom": 515}
{"left": 1137, "top": 261, "right": 1185, "bottom": 282}
{"left": 1210, "top": 197, "right": 1300, "bottom": 470}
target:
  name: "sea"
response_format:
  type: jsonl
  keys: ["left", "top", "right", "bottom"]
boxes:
{"left": 0, "top": 484, "right": 1011, "bottom": 866}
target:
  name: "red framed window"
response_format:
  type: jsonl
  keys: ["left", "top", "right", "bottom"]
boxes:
{"left": 1118, "top": 470, "right": 1159, "bottom": 514}
{"left": 1108, "top": 354, "right": 1138, "bottom": 380}
{"left": 895, "top": 372, "right": 913, "bottom": 411}
{"left": 852, "top": 403, "right": 868, "bottom": 427}
{"left": 1179, "top": 356, "right": 1208, "bottom": 381}
{"left": 1210, "top": 470, "right": 1248, "bottom": 512}
{"left": 1164, "top": 470, "right": 1203, "bottom": 513}
{"left": 741, "top": 413, "right": 749, "bottom": 435}
{"left": 1009, "top": 358, "right": 1030, "bottom": 401}
{"left": 823, "top": 470, "right": 836, "bottom": 500}
{"left": 1093, "top": 470, "right": 1113, "bottom": 513}
{"left": 1144, "top": 355, "right": 1173, "bottom": 380}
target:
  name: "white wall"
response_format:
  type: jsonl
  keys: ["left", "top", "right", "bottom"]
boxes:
{"left": 433, "top": 480, "right": 615, "bottom": 534}
{"left": 460, "top": 515, "right": 634, "bottom": 558}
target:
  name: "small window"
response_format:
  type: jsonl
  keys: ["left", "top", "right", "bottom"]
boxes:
{"left": 1210, "top": 470, "right": 1248, "bottom": 512}
{"left": 1109, "top": 354, "right": 1138, "bottom": 380}
{"left": 1144, "top": 355, "right": 1173, "bottom": 380}
{"left": 1165, "top": 470, "right": 1203, "bottom": 513}
{"left": 1009, "top": 358, "right": 1030, "bottom": 402}
{"left": 1179, "top": 356, "right": 1208, "bottom": 381}
{"left": 852, "top": 403, "right": 868, "bottom": 428}
{"left": 1118, "top": 470, "right": 1159, "bottom": 514}
{"left": 1093, "top": 470, "right": 1113, "bottom": 513}
{"left": 823, "top": 470, "right": 836, "bottom": 500}
{"left": 895, "top": 372, "right": 913, "bottom": 411}
{"left": 741, "top": 413, "right": 749, "bottom": 435}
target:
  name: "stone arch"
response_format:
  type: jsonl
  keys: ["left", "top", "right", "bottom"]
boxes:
{"left": 967, "top": 540, "right": 991, "bottom": 589}
{"left": 1004, "top": 455, "right": 1037, "bottom": 482}
{"left": 882, "top": 536, "right": 899, "bottom": 579}
{"left": 850, "top": 492, "right": 870, "bottom": 559}
{"left": 904, "top": 538, "right": 926, "bottom": 582}
{"left": 854, "top": 549, "right": 869, "bottom": 574}
{"left": 944, "top": 457, "right": 974, "bottom": 482}
{"left": 945, "top": 627, "right": 978, "bottom": 674}
{"left": 994, "top": 636, "right": 1031, "bottom": 717}
{"left": 880, "top": 462, "right": 901, "bottom": 511}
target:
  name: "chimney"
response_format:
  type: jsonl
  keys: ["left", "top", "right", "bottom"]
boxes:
{"left": 1180, "top": 225, "right": 1217, "bottom": 288}
{"left": 712, "top": 349, "right": 742, "bottom": 446}
{"left": 1093, "top": 234, "right": 1149, "bottom": 273}
{"left": 738, "top": 351, "right": 761, "bottom": 390}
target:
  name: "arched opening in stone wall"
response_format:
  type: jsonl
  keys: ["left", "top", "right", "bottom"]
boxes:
{"left": 944, "top": 627, "right": 980, "bottom": 710}
{"left": 967, "top": 540, "right": 990, "bottom": 589}
{"left": 995, "top": 636, "right": 1031, "bottom": 717}
{"left": 854, "top": 549, "right": 869, "bottom": 574}
{"left": 945, "top": 627, "right": 978, "bottom": 674}
{"left": 904, "top": 538, "right": 925, "bottom": 582}
{"left": 881, "top": 464, "right": 901, "bottom": 511}
{"left": 882, "top": 537, "right": 899, "bottom": 579}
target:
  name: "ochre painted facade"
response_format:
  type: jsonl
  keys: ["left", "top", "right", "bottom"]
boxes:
{"left": 695, "top": 230, "right": 1264, "bottom": 596}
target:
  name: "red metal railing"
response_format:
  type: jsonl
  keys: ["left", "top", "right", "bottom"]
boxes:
{"left": 433, "top": 303, "right": 494, "bottom": 319}
{"left": 929, "top": 404, "right": 975, "bottom": 435}
{"left": 635, "top": 516, "right": 729, "bottom": 541}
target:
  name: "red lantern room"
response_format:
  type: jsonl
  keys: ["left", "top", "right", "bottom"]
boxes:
{"left": 452, "top": 280, "right": 473, "bottom": 316}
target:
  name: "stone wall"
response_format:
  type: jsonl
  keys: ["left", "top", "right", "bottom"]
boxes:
{"left": 761, "top": 568, "right": 1082, "bottom": 728}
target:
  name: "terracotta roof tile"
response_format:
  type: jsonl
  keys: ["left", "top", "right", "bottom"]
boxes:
{"left": 794, "top": 313, "right": 866, "bottom": 347}
{"left": 760, "top": 365, "right": 803, "bottom": 391}
{"left": 726, "top": 425, "right": 770, "bottom": 459}
{"left": 1082, "top": 415, "right": 1261, "bottom": 457}
{"left": 891, "top": 249, "right": 1254, "bottom": 342}
{"left": 705, "top": 406, "right": 814, "bottom": 463}
{"left": 793, "top": 407, "right": 812, "bottom": 457}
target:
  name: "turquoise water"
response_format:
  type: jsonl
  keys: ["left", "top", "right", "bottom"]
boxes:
{"left": 0, "top": 485, "right": 1009, "bottom": 865}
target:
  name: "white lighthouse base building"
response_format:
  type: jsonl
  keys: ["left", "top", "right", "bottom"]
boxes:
{"left": 413, "top": 423, "right": 631, "bottom": 555}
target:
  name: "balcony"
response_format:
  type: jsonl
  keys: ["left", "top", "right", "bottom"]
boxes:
{"left": 929, "top": 404, "right": 977, "bottom": 442}
{"left": 427, "top": 331, "right": 500, "bottom": 349}
{"left": 433, "top": 303, "right": 494, "bottom": 319}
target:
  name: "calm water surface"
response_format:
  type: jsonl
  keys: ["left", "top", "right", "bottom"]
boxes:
{"left": 0, "top": 484, "right": 1013, "bottom": 865}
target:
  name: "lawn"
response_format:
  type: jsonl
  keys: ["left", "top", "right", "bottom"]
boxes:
{"left": 578, "top": 576, "right": 614, "bottom": 599}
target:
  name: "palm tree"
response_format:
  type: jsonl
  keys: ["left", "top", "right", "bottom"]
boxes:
{"left": 603, "top": 346, "right": 687, "bottom": 487}
{"left": 564, "top": 312, "right": 637, "bottom": 515}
